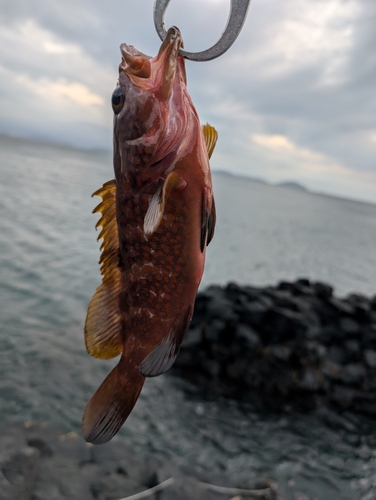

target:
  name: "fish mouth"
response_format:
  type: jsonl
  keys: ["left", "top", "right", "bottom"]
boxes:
{"left": 155, "top": 26, "right": 183, "bottom": 99}
{"left": 120, "top": 27, "right": 183, "bottom": 98}
{"left": 156, "top": 26, "right": 182, "bottom": 64}
{"left": 120, "top": 45, "right": 151, "bottom": 79}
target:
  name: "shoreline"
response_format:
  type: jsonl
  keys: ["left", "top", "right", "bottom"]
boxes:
{"left": 0, "top": 421, "right": 279, "bottom": 500}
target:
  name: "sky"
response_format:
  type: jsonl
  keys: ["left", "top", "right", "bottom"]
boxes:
{"left": 0, "top": 0, "right": 375, "bottom": 203}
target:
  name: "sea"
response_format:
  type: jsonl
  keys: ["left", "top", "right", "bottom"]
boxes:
{"left": 1, "top": 134, "right": 376, "bottom": 499}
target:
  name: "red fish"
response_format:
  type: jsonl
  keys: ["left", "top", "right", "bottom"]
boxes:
{"left": 82, "top": 27, "right": 217, "bottom": 444}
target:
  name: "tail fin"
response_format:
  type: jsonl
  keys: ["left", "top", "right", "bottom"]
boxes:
{"left": 82, "top": 356, "right": 145, "bottom": 444}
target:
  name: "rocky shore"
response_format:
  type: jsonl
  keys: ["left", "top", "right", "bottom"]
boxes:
{"left": 172, "top": 279, "right": 376, "bottom": 416}
{"left": 3, "top": 279, "right": 376, "bottom": 499}
{"left": 0, "top": 422, "right": 279, "bottom": 500}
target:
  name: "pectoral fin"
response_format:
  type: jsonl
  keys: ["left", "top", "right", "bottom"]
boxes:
{"left": 85, "top": 180, "right": 123, "bottom": 359}
{"left": 202, "top": 123, "right": 218, "bottom": 159}
{"left": 139, "top": 330, "right": 179, "bottom": 377}
{"left": 200, "top": 188, "right": 216, "bottom": 252}
{"left": 139, "top": 306, "right": 192, "bottom": 377}
{"left": 207, "top": 197, "right": 216, "bottom": 246}
{"left": 144, "top": 171, "right": 186, "bottom": 235}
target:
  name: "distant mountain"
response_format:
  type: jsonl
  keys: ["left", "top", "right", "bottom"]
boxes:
{"left": 276, "top": 181, "right": 308, "bottom": 192}
{"left": 213, "top": 170, "right": 308, "bottom": 192}
{"left": 213, "top": 169, "right": 267, "bottom": 185}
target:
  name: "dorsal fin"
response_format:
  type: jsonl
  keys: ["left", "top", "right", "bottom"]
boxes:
{"left": 202, "top": 124, "right": 218, "bottom": 159}
{"left": 84, "top": 180, "right": 123, "bottom": 359}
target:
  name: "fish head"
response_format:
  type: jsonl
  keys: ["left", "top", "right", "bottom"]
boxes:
{"left": 113, "top": 27, "right": 195, "bottom": 182}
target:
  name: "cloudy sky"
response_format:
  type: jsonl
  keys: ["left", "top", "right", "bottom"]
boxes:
{"left": 0, "top": 0, "right": 375, "bottom": 202}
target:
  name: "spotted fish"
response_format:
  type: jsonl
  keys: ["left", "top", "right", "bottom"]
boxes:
{"left": 82, "top": 26, "right": 217, "bottom": 444}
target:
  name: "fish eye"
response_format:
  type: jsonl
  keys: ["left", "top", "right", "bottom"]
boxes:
{"left": 111, "top": 87, "right": 125, "bottom": 114}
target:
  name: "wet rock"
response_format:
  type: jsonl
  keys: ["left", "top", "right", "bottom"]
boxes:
{"left": 331, "top": 385, "right": 355, "bottom": 408}
{"left": 239, "top": 300, "right": 270, "bottom": 327}
{"left": 339, "top": 317, "right": 360, "bottom": 337}
{"left": 267, "top": 345, "right": 292, "bottom": 363}
{"left": 1, "top": 446, "right": 40, "bottom": 500}
{"left": 182, "top": 326, "right": 202, "bottom": 348}
{"left": 2, "top": 422, "right": 280, "bottom": 500}
{"left": 328, "top": 297, "right": 355, "bottom": 315}
{"left": 312, "top": 281, "right": 333, "bottom": 299}
{"left": 171, "top": 279, "right": 376, "bottom": 417}
{"left": 263, "top": 307, "right": 310, "bottom": 343}
{"left": 299, "top": 367, "right": 323, "bottom": 392}
{"left": 337, "top": 363, "right": 366, "bottom": 386}
{"left": 226, "top": 358, "right": 249, "bottom": 380}
{"left": 364, "top": 349, "right": 376, "bottom": 369}
{"left": 236, "top": 323, "right": 260, "bottom": 350}
{"left": 90, "top": 473, "right": 145, "bottom": 500}
{"left": 327, "top": 345, "right": 347, "bottom": 365}
{"left": 344, "top": 340, "right": 362, "bottom": 362}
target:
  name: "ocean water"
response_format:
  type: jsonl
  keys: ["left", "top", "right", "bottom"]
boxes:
{"left": 1, "top": 134, "right": 376, "bottom": 499}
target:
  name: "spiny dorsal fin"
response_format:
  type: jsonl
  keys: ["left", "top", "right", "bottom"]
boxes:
{"left": 144, "top": 171, "right": 186, "bottom": 236}
{"left": 202, "top": 123, "right": 218, "bottom": 159}
{"left": 85, "top": 179, "right": 123, "bottom": 359}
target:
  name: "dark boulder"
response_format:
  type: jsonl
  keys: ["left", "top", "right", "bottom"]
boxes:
{"left": 171, "top": 279, "right": 376, "bottom": 417}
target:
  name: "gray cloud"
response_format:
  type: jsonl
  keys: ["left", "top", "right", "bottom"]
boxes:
{"left": 0, "top": 0, "right": 375, "bottom": 201}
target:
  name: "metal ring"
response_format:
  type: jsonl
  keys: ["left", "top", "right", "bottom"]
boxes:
{"left": 153, "top": 0, "right": 251, "bottom": 62}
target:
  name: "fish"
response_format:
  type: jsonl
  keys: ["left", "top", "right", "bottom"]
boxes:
{"left": 82, "top": 26, "right": 217, "bottom": 444}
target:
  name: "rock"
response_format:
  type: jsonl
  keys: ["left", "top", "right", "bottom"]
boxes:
{"left": 90, "top": 473, "right": 145, "bottom": 500}
{"left": 32, "top": 456, "right": 93, "bottom": 500}
{"left": 344, "top": 340, "right": 361, "bottom": 361}
{"left": 328, "top": 297, "right": 355, "bottom": 315}
{"left": 91, "top": 440, "right": 136, "bottom": 474}
{"left": 364, "top": 349, "right": 376, "bottom": 369}
{"left": 304, "top": 341, "right": 327, "bottom": 364}
{"left": 159, "top": 477, "right": 222, "bottom": 500}
{"left": 236, "top": 323, "right": 260, "bottom": 350}
{"left": 1, "top": 446, "right": 40, "bottom": 500}
{"left": 262, "top": 307, "right": 310, "bottom": 343}
{"left": 169, "top": 280, "right": 376, "bottom": 418}
{"left": 182, "top": 326, "right": 202, "bottom": 348}
{"left": 327, "top": 345, "right": 347, "bottom": 365}
{"left": 267, "top": 345, "right": 291, "bottom": 363}
{"left": 347, "top": 294, "right": 371, "bottom": 321}
{"left": 331, "top": 385, "right": 355, "bottom": 408}
{"left": 337, "top": 363, "right": 366, "bottom": 386}
{"left": 202, "top": 288, "right": 239, "bottom": 324}
{"left": 238, "top": 300, "right": 270, "bottom": 327}
{"left": 263, "top": 288, "right": 300, "bottom": 311}
{"left": 1, "top": 422, "right": 278, "bottom": 500}
{"left": 299, "top": 367, "right": 323, "bottom": 392}
{"left": 339, "top": 317, "right": 360, "bottom": 337}
{"left": 203, "top": 319, "right": 227, "bottom": 343}
{"left": 226, "top": 358, "right": 249, "bottom": 380}
{"left": 312, "top": 282, "right": 333, "bottom": 299}
{"left": 362, "top": 325, "right": 376, "bottom": 349}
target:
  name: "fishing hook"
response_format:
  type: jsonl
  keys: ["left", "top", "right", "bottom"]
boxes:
{"left": 153, "top": 0, "right": 251, "bottom": 61}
